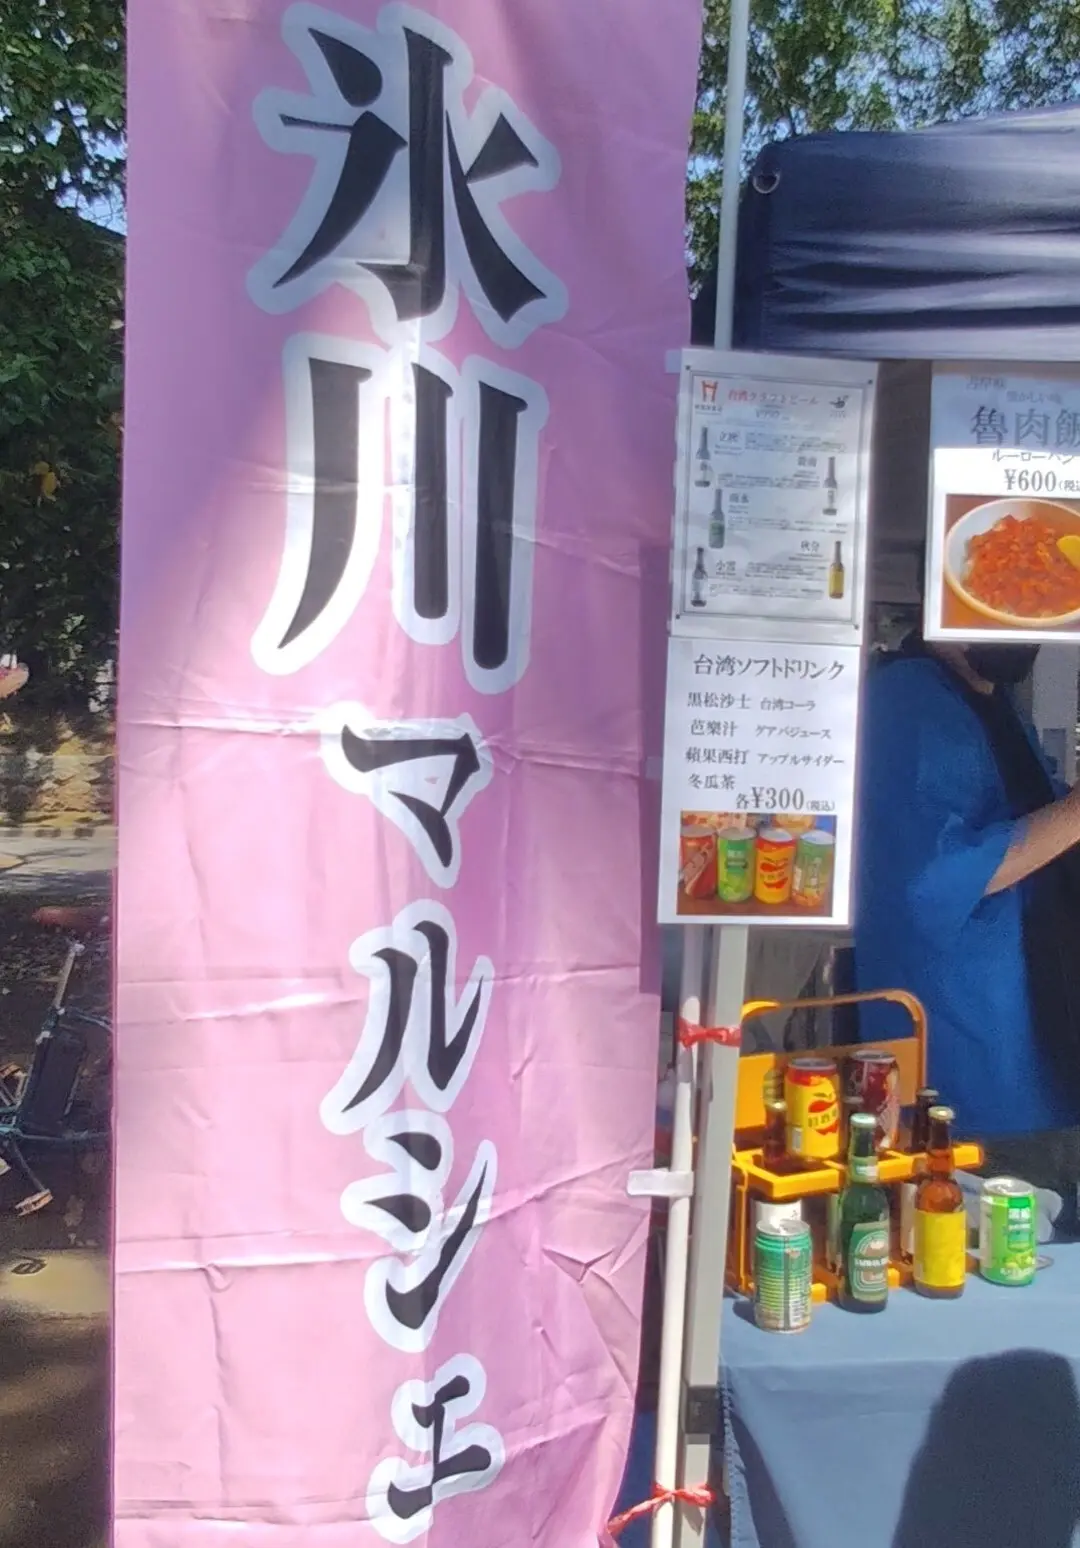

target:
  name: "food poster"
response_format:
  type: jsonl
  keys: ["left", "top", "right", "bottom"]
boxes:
{"left": 657, "top": 636, "right": 862, "bottom": 926}
{"left": 928, "top": 365, "right": 1080, "bottom": 640}
{"left": 671, "top": 349, "right": 877, "bottom": 646}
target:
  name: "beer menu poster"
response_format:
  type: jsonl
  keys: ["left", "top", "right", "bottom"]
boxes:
{"left": 657, "top": 635, "right": 862, "bottom": 927}
{"left": 927, "top": 364, "right": 1080, "bottom": 642}
{"left": 671, "top": 349, "right": 877, "bottom": 645}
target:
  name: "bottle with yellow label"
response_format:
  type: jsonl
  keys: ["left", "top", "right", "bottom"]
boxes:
{"left": 827, "top": 540, "right": 845, "bottom": 600}
{"left": 913, "top": 1105, "right": 967, "bottom": 1299}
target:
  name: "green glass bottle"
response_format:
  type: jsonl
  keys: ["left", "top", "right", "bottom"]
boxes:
{"left": 838, "top": 1111, "right": 890, "bottom": 1314}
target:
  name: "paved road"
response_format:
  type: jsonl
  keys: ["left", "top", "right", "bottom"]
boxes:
{"left": 0, "top": 832, "right": 112, "bottom": 900}
{"left": 0, "top": 831, "right": 111, "bottom": 1547}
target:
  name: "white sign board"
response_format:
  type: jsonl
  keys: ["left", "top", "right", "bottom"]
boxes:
{"left": 928, "top": 364, "right": 1080, "bottom": 641}
{"left": 657, "top": 637, "right": 861, "bottom": 927}
{"left": 672, "top": 350, "right": 876, "bottom": 645}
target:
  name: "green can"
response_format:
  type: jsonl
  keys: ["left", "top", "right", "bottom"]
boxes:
{"left": 753, "top": 1217, "right": 812, "bottom": 1332}
{"left": 980, "top": 1177, "right": 1037, "bottom": 1286}
{"left": 717, "top": 827, "right": 755, "bottom": 903}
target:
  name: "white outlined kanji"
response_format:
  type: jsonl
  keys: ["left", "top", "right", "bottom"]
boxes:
{"left": 248, "top": 2, "right": 567, "bottom": 348}
{"left": 367, "top": 1355, "right": 505, "bottom": 1543}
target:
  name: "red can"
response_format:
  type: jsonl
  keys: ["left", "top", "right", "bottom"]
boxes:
{"left": 679, "top": 824, "right": 717, "bottom": 901}
{"left": 843, "top": 1050, "right": 900, "bottom": 1153}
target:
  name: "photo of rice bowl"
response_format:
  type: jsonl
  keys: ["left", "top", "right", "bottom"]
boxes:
{"left": 944, "top": 496, "right": 1080, "bottom": 628}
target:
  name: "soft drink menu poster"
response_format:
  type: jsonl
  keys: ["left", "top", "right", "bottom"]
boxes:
{"left": 671, "top": 349, "right": 877, "bottom": 645}
{"left": 657, "top": 635, "right": 862, "bottom": 927}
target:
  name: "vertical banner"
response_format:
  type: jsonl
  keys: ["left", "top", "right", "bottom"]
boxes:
{"left": 118, "top": 2, "right": 701, "bottom": 1544}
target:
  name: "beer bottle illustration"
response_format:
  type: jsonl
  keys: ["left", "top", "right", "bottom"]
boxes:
{"left": 694, "top": 427, "right": 713, "bottom": 487}
{"left": 823, "top": 455, "right": 838, "bottom": 515}
{"left": 691, "top": 547, "right": 708, "bottom": 607}
{"left": 708, "top": 490, "right": 726, "bottom": 549}
{"left": 828, "top": 540, "right": 845, "bottom": 600}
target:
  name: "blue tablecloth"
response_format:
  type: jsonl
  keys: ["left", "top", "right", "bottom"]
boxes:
{"left": 721, "top": 1244, "right": 1080, "bottom": 1548}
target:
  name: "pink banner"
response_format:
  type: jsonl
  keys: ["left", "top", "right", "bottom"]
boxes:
{"left": 117, "top": 2, "right": 700, "bottom": 1542}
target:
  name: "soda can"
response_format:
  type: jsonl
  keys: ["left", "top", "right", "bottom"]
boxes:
{"left": 791, "top": 829, "right": 836, "bottom": 909}
{"left": 716, "top": 827, "right": 755, "bottom": 903}
{"left": 752, "top": 1198, "right": 804, "bottom": 1234}
{"left": 843, "top": 1050, "right": 900, "bottom": 1153}
{"left": 980, "top": 1177, "right": 1037, "bottom": 1286}
{"left": 753, "top": 1217, "right": 813, "bottom": 1333}
{"left": 754, "top": 826, "right": 796, "bottom": 906}
{"left": 679, "top": 824, "right": 717, "bottom": 901}
{"left": 784, "top": 1056, "right": 841, "bottom": 1161}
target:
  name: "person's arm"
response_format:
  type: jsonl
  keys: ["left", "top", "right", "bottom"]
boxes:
{"left": 985, "top": 784, "right": 1080, "bottom": 895}
{"left": 861, "top": 664, "right": 1025, "bottom": 943}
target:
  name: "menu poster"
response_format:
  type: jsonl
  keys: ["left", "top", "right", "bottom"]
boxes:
{"left": 672, "top": 350, "right": 877, "bottom": 645}
{"left": 928, "top": 365, "right": 1080, "bottom": 642}
{"left": 657, "top": 636, "right": 862, "bottom": 927}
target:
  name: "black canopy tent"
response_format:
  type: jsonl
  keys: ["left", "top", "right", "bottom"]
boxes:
{"left": 691, "top": 103, "right": 1080, "bottom": 361}
{"left": 690, "top": 104, "right": 1080, "bottom": 606}
{"left": 677, "top": 105, "right": 1080, "bottom": 1024}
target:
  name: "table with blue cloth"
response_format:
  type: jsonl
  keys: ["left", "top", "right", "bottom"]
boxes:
{"left": 721, "top": 1243, "right": 1080, "bottom": 1548}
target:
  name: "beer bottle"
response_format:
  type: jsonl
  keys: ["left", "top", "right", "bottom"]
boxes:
{"left": 691, "top": 547, "right": 708, "bottom": 608}
{"left": 695, "top": 427, "right": 713, "bottom": 487}
{"left": 840, "top": 1093, "right": 862, "bottom": 1156}
{"left": 908, "top": 1087, "right": 939, "bottom": 1154}
{"left": 900, "top": 1087, "right": 939, "bottom": 1263}
{"left": 827, "top": 541, "right": 845, "bottom": 600}
{"left": 708, "top": 491, "right": 726, "bottom": 549}
{"left": 763, "top": 1099, "right": 799, "bottom": 1174}
{"left": 913, "top": 1105, "right": 967, "bottom": 1300}
{"left": 823, "top": 455, "right": 838, "bottom": 514}
{"left": 838, "top": 1111, "right": 889, "bottom": 1314}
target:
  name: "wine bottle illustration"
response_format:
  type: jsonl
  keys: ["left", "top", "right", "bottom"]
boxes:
{"left": 708, "top": 490, "right": 726, "bottom": 549}
{"left": 691, "top": 547, "right": 708, "bottom": 607}
{"left": 823, "top": 455, "right": 838, "bottom": 516}
{"left": 694, "top": 428, "right": 713, "bottom": 487}
{"left": 828, "top": 540, "right": 846, "bottom": 599}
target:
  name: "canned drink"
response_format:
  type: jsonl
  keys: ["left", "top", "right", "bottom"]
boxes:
{"left": 753, "top": 1217, "right": 813, "bottom": 1333}
{"left": 775, "top": 814, "right": 816, "bottom": 837}
{"left": 791, "top": 829, "right": 836, "bottom": 909}
{"left": 752, "top": 1198, "right": 803, "bottom": 1234}
{"left": 754, "top": 827, "right": 795, "bottom": 906}
{"left": 716, "top": 827, "right": 755, "bottom": 902}
{"left": 980, "top": 1178, "right": 1037, "bottom": 1286}
{"left": 843, "top": 1050, "right": 900, "bottom": 1152}
{"left": 785, "top": 1056, "right": 841, "bottom": 1161}
{"left": 679, "top": 824, "right": 717, "bottom": 901}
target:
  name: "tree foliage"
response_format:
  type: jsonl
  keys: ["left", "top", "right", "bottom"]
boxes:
{"left": 691, "top": 0, "right": 1080, "bottom": 280}
{"left": 0, "top": 1, "right": 124, "bottom": 711}
{"left": 4, "top": 2, "right": 1080, "bottom": 708}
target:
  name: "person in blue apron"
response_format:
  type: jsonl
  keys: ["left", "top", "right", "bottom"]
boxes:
{"left": 854, "top": 634, "right": 1080, "bottom": 1225}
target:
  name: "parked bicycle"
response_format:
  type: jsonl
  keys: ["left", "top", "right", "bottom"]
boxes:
{"left": 0, "top": 905, "right": 110, "bottom": 1216}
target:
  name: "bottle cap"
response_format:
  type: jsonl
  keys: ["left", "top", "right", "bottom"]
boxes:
{"left": 850, "top": 1112, "right": 876, "bottom": 1132}
{"left": 928, "top": 1105, "right": 955, "bottom": 1123}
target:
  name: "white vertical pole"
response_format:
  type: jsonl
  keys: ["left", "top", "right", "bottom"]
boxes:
{"left": 712, "top": 0, "right": 751, "bottom": 355}
{"left": 670, "top": 0, "right": 752, "bottom": 1543}
{"left": 649, "top": 928, "right": 704, "bottom": 1548}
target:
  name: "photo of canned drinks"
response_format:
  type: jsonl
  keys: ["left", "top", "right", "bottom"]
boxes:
{"left": 676, "top": 810, "right": 838, "bottom": 918}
